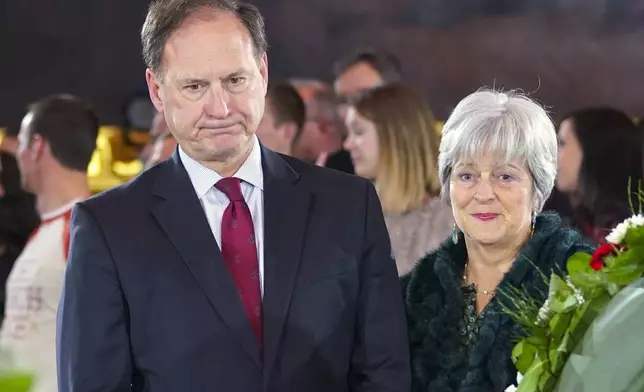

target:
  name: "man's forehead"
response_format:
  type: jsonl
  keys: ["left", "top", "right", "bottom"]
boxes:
{"left": 161, "top": 11, "right": 256, "bottom": 74}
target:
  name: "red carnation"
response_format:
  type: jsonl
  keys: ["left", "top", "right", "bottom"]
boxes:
{"left": 590, "top": 243, "right": 622, "bottom": 271}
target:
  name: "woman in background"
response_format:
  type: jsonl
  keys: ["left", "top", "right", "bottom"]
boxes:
{"left": 344, "top": 84, "right": 452, "bottom": 275}
{"left": 556, "top": 108, "right": 642, "bottom": 244}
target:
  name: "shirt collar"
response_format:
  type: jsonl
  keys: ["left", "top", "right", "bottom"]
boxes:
{"left": 179, "top": 136, "right": 264, "bottom": 199}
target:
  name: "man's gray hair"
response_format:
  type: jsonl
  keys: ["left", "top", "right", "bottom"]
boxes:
{"left": 438, "top": 88, "right": 558, "bottom": 211}
{"left": 141, "top": 0, "right": 267, "bottom": 77}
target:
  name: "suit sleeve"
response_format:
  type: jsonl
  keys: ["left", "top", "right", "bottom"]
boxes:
{"left": 349, "top": 180, "right": 411, "bottom": 392}
{"left": 57, "top": 203, "right": 132, "bottom": 392}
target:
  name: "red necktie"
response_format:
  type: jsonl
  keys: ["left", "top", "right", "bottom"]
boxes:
{"left": 215, "top": 177, "right": 263, "bottom": 343}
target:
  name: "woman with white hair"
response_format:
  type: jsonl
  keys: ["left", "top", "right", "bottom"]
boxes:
{"left": 402, "top": 89, "right": 594, "bottom": 391}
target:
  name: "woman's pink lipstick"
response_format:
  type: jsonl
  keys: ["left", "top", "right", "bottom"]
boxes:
{"left": 472, "top": 213, "right": 498, "bottom": 221}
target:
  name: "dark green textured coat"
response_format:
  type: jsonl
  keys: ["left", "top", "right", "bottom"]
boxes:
{"left": 402, "top": 212, "right": 594, "bottom": 392}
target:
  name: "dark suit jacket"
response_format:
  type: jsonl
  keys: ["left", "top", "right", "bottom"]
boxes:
{"left": 57, "top": 146, "right": 410, "bottom": 392}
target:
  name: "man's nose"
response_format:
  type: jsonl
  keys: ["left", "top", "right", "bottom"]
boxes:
{"left": 204, "top": 90, "right": 230, "bottom": 119}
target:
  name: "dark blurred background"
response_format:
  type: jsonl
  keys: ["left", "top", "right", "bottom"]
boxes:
{"left": 2, "top": 0, "right": 644, "bottom": 126}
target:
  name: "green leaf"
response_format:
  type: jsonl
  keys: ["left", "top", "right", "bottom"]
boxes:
{"left": 548, "top": 313, "right": 574, "bottom": 376}
{"left": 567, "top": 301, "right": 589, "bottom": 331}
{"left": 624, "top": 224, "right": 644, "bottom": 247}
{"left": 549, "top": 294, "right": 579, "bottom": 314}
{"left": 610, "top": 248, "right": 644, "bottom": 270}
{"left": 547, "top": 276, "right": 581, "bottom": 314}
{"left": 526, "top": 330, "right": 549, "bottom": 349}
{"left": 567, "top": 295, "right": 611, "bottom": 348}
{"left": 605, "top": 281, "right": 622, "bottom": 296}
{"left": 549, "top": 275, "right": 572, "bottom": 296}
{"left": 517, "top": 359, "right": 548, "bottom": 392}
{"left": 538, "top": 372, "right": 557, "bottom": 392}
{"left": 549, "top": 313, "right": 573, "bottom": 347}
{"left": 550, "top": 331, "right": 575, "bottom": 375}
{"left": 567, "top": 253, "right": 603, "bottom": 295}
{"left": 604, "top": 264, "right": 644, "bottom": 288}
{"left": 512, "top": 340, "right": 540, "bottom": 373}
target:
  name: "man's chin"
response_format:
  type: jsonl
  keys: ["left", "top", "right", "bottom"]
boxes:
{"left": 190, "top": 137, "right": 253, "bottom": 164}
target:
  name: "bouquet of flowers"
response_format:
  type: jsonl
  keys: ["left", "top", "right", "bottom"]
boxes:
{"left": 501, "top": 209, "right": 644, "bottom": 392}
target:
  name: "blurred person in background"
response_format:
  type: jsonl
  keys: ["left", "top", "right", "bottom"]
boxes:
{"left": 556, "top": 108, "right": 643, "bottom": 244}
{"left": 320, "top": 49, "right": 402, "bottom": 172}
{"left": 256, "top": 80, "right": 305, "bottom": 155}
{"left": 333, "top": 48, "right": 402, "bottom": 111}
{"left": 144, "top": 131, "right": 177, "bottom": 170}
{"left": 140, "top": 111, "right": 171, "bottom": 166}
{"left": 0, "top": 149, "right": 39, "bottom": 323}
{"left": 289, "top": 79, "right": 352, "bottom": 173}
{"left": 0, "top": 94, "right": 97, "bottom": 392}
{"left": 344, "top": 84, "right": 452, "bottom": 275}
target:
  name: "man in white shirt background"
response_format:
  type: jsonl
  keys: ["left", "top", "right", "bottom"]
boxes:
{"left": 1, "top": 94, "right": 97, "bottom": 392}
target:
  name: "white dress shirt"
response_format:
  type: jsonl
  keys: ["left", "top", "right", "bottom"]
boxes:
{"left": 179, "top": 136, "right": 264, "bottom": 297}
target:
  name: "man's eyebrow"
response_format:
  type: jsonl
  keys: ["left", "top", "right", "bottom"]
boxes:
{"left": 223, "top": 69, "right": 247, "bottom": 79}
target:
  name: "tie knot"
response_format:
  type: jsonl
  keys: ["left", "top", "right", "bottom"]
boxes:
{"left": 215, "top": 177, "right": 244, "bottom": 202}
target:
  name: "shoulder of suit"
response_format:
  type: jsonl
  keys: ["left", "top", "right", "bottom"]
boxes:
{"left": 279, "top": 154, "right": 365, "bottom": 189}
{"left": 80, "top": 162, "right": 162, "bottom": 213}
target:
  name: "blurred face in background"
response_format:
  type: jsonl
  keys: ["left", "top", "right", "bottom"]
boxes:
{"left": 145, "top": 133, "right": 178, "bottom": 169}
{"left": 256, "top": 98, "right": 296, "bottom": 155}
{"left": 556, "top": 118, "right": 583, "bottom": 193}
{"left": 333, "top": 62, "right": 383, "bottom": 121}
{"left": 343, "top": 107, "right": 379, "bottom": 178}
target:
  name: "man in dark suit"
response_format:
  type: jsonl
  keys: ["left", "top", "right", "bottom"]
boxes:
{"left": 56, "top": 1, "right": 410, "bottom": 391}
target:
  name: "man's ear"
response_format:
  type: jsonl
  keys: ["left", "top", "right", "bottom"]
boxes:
{"left": 259, "top": 53, "right": 269, "bottom": 94}
{"left": 282, "top": 122, "right": 297, "bottom": 144}
{"left": 30, "top": 134, "right": 47, "bottom": 162}
{"left": 146, "top": 69, "right": 164, "bottom": 112}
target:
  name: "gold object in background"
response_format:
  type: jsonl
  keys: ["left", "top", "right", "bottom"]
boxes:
{"left": 88, "top": 126, "right": 150, "bottom": 194}
{"left": 88, "top": 127, "right": 129, "bottom": 193}
{"left": 0, "top": 125, "right": 148, "bottom": 194}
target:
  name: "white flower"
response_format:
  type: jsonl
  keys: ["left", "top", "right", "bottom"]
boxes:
{"left": 505, "top": 373, "right": 523, "bottom": 392}
{"left": 629, "top": 214, "right": 644, "bottom": 227}
{"left": 566, "top": 277, "right": 586, "bottom": 305}
{"left": 606, "top": 214, "right": 644, "bottom": 244}
{"left": 535, "top": 298, "right": 552, "bottom": 326}
{"left": 606, "top": 221, "right": 630, "bottom": 244}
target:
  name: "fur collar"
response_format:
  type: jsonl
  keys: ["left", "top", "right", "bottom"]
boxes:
{"left": 403, "top": 212, "right": 594, "bottom": 392}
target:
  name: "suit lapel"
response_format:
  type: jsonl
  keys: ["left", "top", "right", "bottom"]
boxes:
{"left": 149, "top": 152, "right": 262, "bottom": 369}
{"left": 260, "top": 147, "right": 312, "bottom": 382}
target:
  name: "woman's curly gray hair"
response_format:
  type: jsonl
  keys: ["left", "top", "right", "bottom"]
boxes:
{"left": 438, "top": 88, "right": 558, "bottom": 211}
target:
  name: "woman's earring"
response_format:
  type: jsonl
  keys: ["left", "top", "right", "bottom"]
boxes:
{"left": 452, "top": 223, "right": 459, "bottom": 244}
{"left": 531, "top": 211, "right": 536, "bottom": 236}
